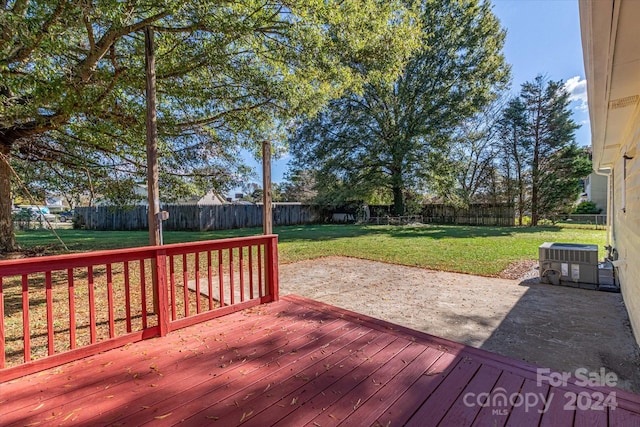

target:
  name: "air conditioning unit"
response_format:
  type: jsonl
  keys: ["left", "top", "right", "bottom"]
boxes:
{"left": 539, "top": 242, "right": 599, "bottom": 288}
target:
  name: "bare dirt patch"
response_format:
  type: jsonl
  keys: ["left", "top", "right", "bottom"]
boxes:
{"left": 279, "top": 256, "right": 640, "bottom": 393}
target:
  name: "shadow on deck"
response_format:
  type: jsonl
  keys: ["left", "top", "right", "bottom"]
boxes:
{"left": 1, "top": 295, "right": 640, "bottom": 426}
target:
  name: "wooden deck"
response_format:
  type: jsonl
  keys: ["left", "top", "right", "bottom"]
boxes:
{"left": 2, "top": 295, "right": 639, "bottom": 426}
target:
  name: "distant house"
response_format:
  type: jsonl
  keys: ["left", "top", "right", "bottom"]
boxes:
{"left": 583, "top": 172, "right": 607, "bottom": 212}
{"left": 180, "top": 189, "right": 227, "bottom": 205}
{"left": 95, "top": 185, "right": 228, "bottom": 206}
{"left": 580, "top": 0, "right": 640, "bottom": 345}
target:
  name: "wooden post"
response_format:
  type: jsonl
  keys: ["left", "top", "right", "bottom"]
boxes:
{"left": 262, "top": 140, "right": 272, "bottom": 235}
{"left": 266, "top": 235, "right": 279, "bottom": 301}
{"left": 155, "top": 249, "right": 169, "bottom": 336}
{"left": 145, "top": 26, "right": 160, "bottom": 312}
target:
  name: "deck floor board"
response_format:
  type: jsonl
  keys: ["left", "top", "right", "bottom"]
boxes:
{"left": 1, "top": 295, "right": 638, "bottom": 427}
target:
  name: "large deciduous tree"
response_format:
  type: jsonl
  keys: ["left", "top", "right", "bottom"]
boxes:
{"left": 0, "top": 0, "right": 420, "bottom": 253}
{"left": 289, "top": 0, "right": 509, "bottom": 214}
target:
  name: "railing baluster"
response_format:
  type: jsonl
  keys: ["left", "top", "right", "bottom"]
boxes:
{"left": 207, "top": 251, "right": 213, "bottom": 310}
{"left": 68, "top": 269, "right": 76, "bottom": 349}
{"left": 258, "top": 245, "right": 263, "bottom": 298}
{"left": 45, "top": 271, "right": 54, "bottom": 355}
{"left": 140, "top": 261, "right": 147, "bottom": 329}
{"left": 22, "top": 275, "right": 30, "bottom": 362}
{"left": 218, "top": 250, "right": 224, "bottom": 307}
{"left": 88, "top": 266, "right": 96, "bottom": 344}
{"left": 169, "top": 255, "right": 176, "bottom": 321}
{"left": 195, "top": 252, "right": 201, "bottom": 314}
{"left": 229, "top": 247, "right": 234, "bottom": 305}
{"left": 182, "top": 253, "right": 189, "bottom": 317}
{"left": 22, "top": 274, "right": 31, "bottom": 362}
{"left": 248, "top": 246, "right": 254, "bottom": 300}
{"left": 124, "top": 261, "right": 132, "bottom": 333}
{"left": 239, "top": 246, "right": 245, "bottom": 302}
{"left": 107, "top": 264, "right": 115, "bottom": 338}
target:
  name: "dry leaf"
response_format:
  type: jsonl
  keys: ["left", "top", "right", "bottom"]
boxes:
{"left": 62, "top": 408, "right": 82, "bottom": 422}
{"left": 154, "top": 412, "right": 172, "bottom": 419}
{"left": 239, "top": 410, "right": 254, "bottom": 422}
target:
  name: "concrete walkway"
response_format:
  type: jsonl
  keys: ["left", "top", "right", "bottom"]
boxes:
{"left": 279, "top": 256, "right": 640, "bottom": 393}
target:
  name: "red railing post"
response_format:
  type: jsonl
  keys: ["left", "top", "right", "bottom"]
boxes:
{"left": 155, "top": 249, "right": 169, "bottom": 336}
{"left": 266, "top": 235, "right": 279, "bottom": 302}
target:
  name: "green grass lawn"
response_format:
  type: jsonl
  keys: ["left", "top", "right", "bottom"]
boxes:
{"left": 15, "top": 224, "right": 605, "bottom": 276}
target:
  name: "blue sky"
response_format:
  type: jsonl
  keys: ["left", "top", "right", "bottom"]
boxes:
{"left": 242, "top": 0, "right": 589, "bottom": 189}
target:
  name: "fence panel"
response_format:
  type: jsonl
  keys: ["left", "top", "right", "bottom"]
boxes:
{"left": 75, "top": 204, "right": 321, "bottom": 231}
{"left": 421, "top": 204, "right": 514, "bottom": 226}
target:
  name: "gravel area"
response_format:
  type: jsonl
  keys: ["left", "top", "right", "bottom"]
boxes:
{"left": 279, "top": 256, "right": 640, "bottom": 393}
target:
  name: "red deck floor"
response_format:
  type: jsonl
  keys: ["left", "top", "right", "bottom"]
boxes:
{"left": 2, "top": 295, "right": 640, "bottom": 426}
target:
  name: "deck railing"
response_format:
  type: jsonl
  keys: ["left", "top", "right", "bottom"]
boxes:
{"left": 0, "top": 235, "right": 278, "bottom": 381}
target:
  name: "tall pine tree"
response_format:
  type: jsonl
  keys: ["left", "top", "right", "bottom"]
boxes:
{"left": 519, "top": 75, "right": 581, "bottom": 226}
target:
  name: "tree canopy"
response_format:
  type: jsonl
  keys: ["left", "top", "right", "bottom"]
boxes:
{"left": 0, "top": 0, "right": 420, "bottom": 252}
{"left": 289, "top": 0, "right": 510, "bottom": 214}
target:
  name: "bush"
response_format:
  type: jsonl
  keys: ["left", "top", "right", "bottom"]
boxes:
{"left": 573, "top": 201, "right": 602, "bottom": 214}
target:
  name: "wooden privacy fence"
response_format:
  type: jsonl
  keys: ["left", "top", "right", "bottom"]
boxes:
{"left": 75, "top": 204, "right": 320, "bottom": 231}
{"left": 421, "top": 204, "right": 515, "bottom": 226}
{"left": 0, "top": 235, "right": 279, "bottom": 381}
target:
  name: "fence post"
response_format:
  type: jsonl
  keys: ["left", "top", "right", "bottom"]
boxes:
{"left": 155, "top": 249, "right": 169, "bottom": 336}
{"left": 266, "top": 235, "right": 279, "bottom": 301}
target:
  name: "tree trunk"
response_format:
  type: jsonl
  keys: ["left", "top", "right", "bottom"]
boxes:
{"left": 390, "top": 163, "right": 404, "bottom": 215}
{"left": 0, "top": 142, "right": 17, "bottom": 254}
{"left": 392, "top": 184, "right": 404, "bottom": 216}
{"left": 531, "top": 144, "right": 540, "bottom": 226}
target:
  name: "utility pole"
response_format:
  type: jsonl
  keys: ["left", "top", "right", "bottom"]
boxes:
{"left": 145, "top": 26, "right": 160, "bottom": 311}
{"left": 145, "top": 26, "right": 161, "bottom": 246}
{"left": 262, "top": 140, "right": 272, "bottom": 235}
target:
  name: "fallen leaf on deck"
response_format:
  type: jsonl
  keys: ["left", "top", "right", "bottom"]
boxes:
{"left": 154, "top": 412, "right": 172, "bottom": 419}
{"left": 62, "top": 408, "right": 82, "bottom": 421}
{"left": 239, "top": 410, "right": 253, "bottom": 422}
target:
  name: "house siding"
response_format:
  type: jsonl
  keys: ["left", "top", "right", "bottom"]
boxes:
{"left": 611, "top": 131, "right": 640, "bottom": 344}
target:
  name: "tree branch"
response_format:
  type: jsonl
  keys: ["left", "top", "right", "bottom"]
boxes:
{"left": 76, "top": 11, "right": 169, "bottom": 82}
{"left": 3, "top": 1, "right": 68, "bottom": 65}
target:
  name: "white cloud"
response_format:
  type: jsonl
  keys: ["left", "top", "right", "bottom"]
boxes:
{"left": 564, "top": 76, "right": 588, "bottom": 111}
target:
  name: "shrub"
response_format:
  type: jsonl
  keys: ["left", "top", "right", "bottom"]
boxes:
{"left": 573, "top": 201, "right": 602, "bottom": 214}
